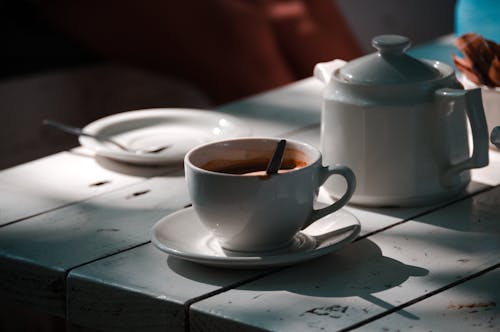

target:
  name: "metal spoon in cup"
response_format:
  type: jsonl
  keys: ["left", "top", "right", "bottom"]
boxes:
{"left": 266, "top": 139, "right": 287, "bottom": 174}
{"left": 43, "top": 119, "right": 169, "bottom": 154}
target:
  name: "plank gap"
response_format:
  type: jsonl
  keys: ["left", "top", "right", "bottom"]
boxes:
{"left": 126, "top": 189, "right": 151, "bottom": 199}
{"left": 183, "top": 269, "right": 279, "bottom": 332}
{"left": 89, "top": 180, "right": 112, "bottom": 187}
{"left": 356, "top": 184, "right": 497, "bottom": 241}
{"left": 339, "top": 263, "right": 500, "bottom": 332}
{"left": 65, "top": 241, "right": 151, "bottom": 274}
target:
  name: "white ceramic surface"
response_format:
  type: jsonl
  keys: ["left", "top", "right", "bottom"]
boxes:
{"left": 79, "top": 108, "right": 250, "bottom": 165}
{"left": 460, "top": 75, "right": 500, "bottom": 150}
{"left": 336, "top": 35, "right": 441, "bottom": 85}
{"left": 151, "top": 207, "right": 360, "bottom": 268}
{"left": 184, "top": 138, "right": 356, "bottom": 252}
{"left": 314, "top": 35, "right": 489, "bottom": 207}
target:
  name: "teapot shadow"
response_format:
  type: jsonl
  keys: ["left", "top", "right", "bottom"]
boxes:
{"left": 356, "top": 182, "right": 500, "bottom": 234}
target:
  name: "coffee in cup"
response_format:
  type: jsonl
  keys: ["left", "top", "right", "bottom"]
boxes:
{"left": 201, "top": 150, "right": 307, "bottom": 176}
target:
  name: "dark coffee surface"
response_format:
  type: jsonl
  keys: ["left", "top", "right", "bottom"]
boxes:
{"left": 202, "top": 158, "right": 307, "bottom": 175}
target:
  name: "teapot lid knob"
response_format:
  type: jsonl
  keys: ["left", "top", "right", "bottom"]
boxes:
{"left": 337, "top": 34, "right": 443, "bottom": 84}
{"left": 372, "top": 35, "right": 411, "bottom": 55}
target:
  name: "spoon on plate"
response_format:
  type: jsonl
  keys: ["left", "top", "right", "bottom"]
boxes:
{"left": 266, "top": 139, "right": 287, "bottom": 174}
{"left": 43, "top": 119, "right": 169, "bottom": 154}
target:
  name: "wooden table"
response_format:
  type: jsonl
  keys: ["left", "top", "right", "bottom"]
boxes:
{"left": 1, "top": 38, "right": 499, "bottom": 331}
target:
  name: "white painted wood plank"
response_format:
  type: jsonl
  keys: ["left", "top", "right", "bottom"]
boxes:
{"left": 62, "top": 158, "right": 490, "bottom": 329}
{"left": 358, "top": 268, "right": 500, "bottom": 332}
{"left": 67, "top": 244, "right": 265, "bottom": 332}
{"left": 63, "top": 147, "right": 466, "bottom": 329}
{"left": 472, "top": 149, "right": 500, "bottom": 186}
{"left": 0, "top": 150, "right": 178, "bottom": 226}
{"left": 64, "top": 187, "right": 487, "bottom": 330}
{"left": 218, "top": 78, "right": 323, "bottom": 136}
{"left": 190, "top": 186, "right": 500, "bottom": 332}
{"left": 0, "top": 173, "right": 190, "bottom": 317}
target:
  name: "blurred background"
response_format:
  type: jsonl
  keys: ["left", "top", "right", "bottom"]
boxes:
{"left": 337, "top": 0, "right": 455, "bottom": 52}
{"left": 0, "top": 0, "right": 456, "bottom": 169}
{"left": 0, "top": 0, "right": 456, "bottom": 80}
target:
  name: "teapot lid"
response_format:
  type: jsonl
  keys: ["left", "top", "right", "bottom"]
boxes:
{"left": 338, "top": 35, "right": 442, "bottom": 84}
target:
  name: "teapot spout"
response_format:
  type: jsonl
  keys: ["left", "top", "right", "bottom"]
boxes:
{"left": 313, "top": 59, "right": 346, "bottom": 84}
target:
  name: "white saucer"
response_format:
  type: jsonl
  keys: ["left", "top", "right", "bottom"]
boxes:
{"left": 79, "top": 108, "right": 251, "bottom": 165}
{"left": 151, "top": 207, "right": 361, "bottom": 268}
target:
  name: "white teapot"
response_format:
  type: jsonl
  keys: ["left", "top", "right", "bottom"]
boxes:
{"left": 314, "top": 35, "right": 488, "bottom": 207}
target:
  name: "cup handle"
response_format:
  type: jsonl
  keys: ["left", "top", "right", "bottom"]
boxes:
{"left": 301, "top": 165, "right": 356, "bottom": 230}
{"left": 435, "top": 88, "right": 489, "bottom": 186}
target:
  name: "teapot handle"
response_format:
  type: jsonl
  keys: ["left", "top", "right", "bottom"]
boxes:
{"left": 435, "top": 88, "right": 489, "bottom": 186}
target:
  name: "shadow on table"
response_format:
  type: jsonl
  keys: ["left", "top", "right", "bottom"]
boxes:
{"left": 70, "top": 148, "right": 184, "bottom": 177}
{"left": 350, "top": 180, "right": 497, "bottom": 233}
{"left": 94, "top": 154, "right": 184, "bottom": 177}
{"left": 408, "top": 185, "right": 500, "bottom": 233}
{"left": 0, "top": 300, "right": 65, "bottom": 332}
{"left": 168, "top": 239, "right": 428, "bottom": 320}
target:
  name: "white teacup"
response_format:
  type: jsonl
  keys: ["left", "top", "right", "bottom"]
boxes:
{"left": 184, "top": 137, "right": 356, "bottom": 253}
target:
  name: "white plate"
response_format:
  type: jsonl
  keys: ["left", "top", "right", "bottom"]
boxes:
{"left": 80, "top": 108, "right": 251, "bottom": 165}
{"left": 151, "top": 207, "right": 361, "bottom": 269}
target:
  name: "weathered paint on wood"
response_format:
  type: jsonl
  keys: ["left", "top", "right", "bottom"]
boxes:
{"left": 65, "top": 185, "right": 500, "bottom": 330}
{"left": 62, "top": 169, "right": 475, "bottom": 329}
{"left": 358, "top": 268, "right": 500, "bottom": 332}
{"left": 0, "top": 173, "right": 189, "bottom": 317}
{"left": 190, "top": 186, "right": 500, "bottom": 331}
{"left": 0, "top": 150, "right": 178, "bottom": 226}
{"left": 62, "top": 192, "right": 427, "bottom": 330}
{"left": 68, "top": 244, "right": 264, "bottom": 332}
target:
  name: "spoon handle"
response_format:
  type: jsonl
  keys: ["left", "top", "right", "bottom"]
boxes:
{"left": 44, "top": 119, "right": 87, "bottom": 136}
{"left": 266, "top": 139, "right": 287, "bottom": 174}
{"left": 43, "top": 119, "right": 128, "bottom": 151}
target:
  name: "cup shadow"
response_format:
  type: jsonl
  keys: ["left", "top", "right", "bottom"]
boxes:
{"left": 167, "top": 238, "right": 428, "bottom": 319}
